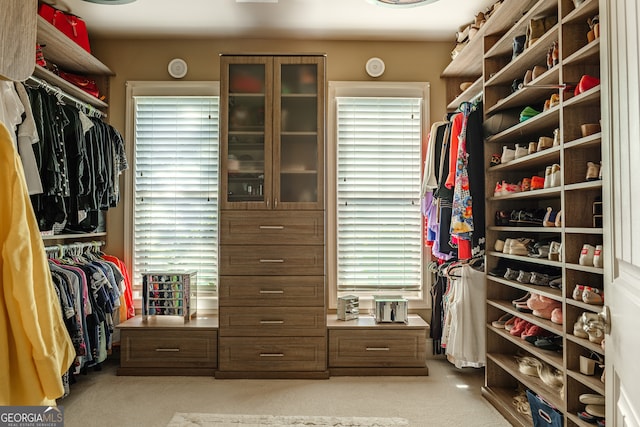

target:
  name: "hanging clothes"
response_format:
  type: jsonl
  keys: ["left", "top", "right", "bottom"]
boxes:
{"left": 443, "top": 262, "right": 486, "bottom": 368}
{"left": 0, "top": 122, "right": 76, "bottom": 406}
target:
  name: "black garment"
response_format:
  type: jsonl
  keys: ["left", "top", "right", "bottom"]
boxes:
{"left": 465, "top": 102, "right": 486, "bottom": 257}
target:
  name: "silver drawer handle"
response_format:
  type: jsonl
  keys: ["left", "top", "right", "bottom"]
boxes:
{"left": 260, "top": 320, "right": 285, "bottom": 324}
{"left": 260, "top": 259, "right": 284, "bottom": 263}
{"left": 259, "top": 290, "right": 284, "bottom": 294}
{"left": 259, "top": 225, "right": 284, "bottom": 230}
{"left": 366, "top": 347, "right": 390, "bottom": 351}
{"left": 155, "top": 348, "right": 180, "bottom": 352}
{"left": 260, "top": 353, "right": 284, "bottom": 357}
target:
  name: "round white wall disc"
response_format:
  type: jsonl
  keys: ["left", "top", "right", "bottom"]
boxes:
{"left": 168, "top": 58, "right": 188, "bottom": 79}
{"left": 366, "top": 57, "right": 385, "bottom": 77}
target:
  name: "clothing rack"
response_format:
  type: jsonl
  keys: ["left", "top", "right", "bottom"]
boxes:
{"left": 45, "top": 240, "right": 105, "bottom": 259}
{"left": 25, "top": 75, "right": 105, "bottom": 119}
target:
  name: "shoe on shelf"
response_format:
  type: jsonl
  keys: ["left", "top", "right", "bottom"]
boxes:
{"left": 538, "top": 136, "right": 554, "bottom": 151}
{"left": 585, "top": 404, "right": 605, "bottom": 418}
{"left": 521, "top": 177, "right": 531, "bottom": 191}
{"left": 544, "top": 165, "right": 553, "bottom": 189}
{"left": 542, "top": 207, "right": 558, "bottom": 227}
{"left": 517, "top": 270, "right": 532, "bottom": 283}
{"left": 504, "top": 266, "right": 519, "bottom": 279}
{"left": 573, "top": 315, "right": 590, "bottom": 339}
{"left": 503, "top": 240, "right": 515, "bottom": 256}
{"left": 573, "top": 284, "right": 585, "bottom": 300}
{"left": 515, "top": 144, "right": 529, "bottom": 159}
{"left": 551, "top": 307, "right": 563, "bottom": 324}
{"left": 533, "top": 335, "right": 562, "bottom": 351}
{"left": 504, "top": 315, "right": 518, "bottom": 332}
{"left": 509, "top": 318, "right": 530, "bottom": 337}
{"left": 531, "top": 175, "right": 545, "bottom": 190}
{"left": 532, "top": 65, "right": 547, "bottom": 80}
{"left": 553, "top": 127, "right": 561, "bottom": 146}
{"left": 584, "top": 316, "right": 606, "bottom": 344}
{"left": 554, "top": 210, "right": 563, "bottom": 227}
{"left": 523, "top": 69, "right": 533, "bottom": 85}
{"left": 533, "top": 301, "right": 561, "bottom": 320}
{"left": 528, "top": 141, "right": 538, "bottom": 154}
{"left": 550, "top": 163, "right": 561, "bottom": 187}
{"left": 521, "top": 324, "right": 552, "bottom": 340}
{"left": 502, "top": 146, "right": 516, "bottom": 163}
{"left": 490, "top": 153, "right": 502, "bottom": 166}
{"left": 579, "top": 244, "right": 597, "bottom": 266}
{"left": 494, "top": 239, "right": 505, "bottom": 252}
{"left": 548, "top": 241, "right": 562, "bottom": 261}
{"left": 510, "top": 238, "right": 534, "bottom": 256}
{"left": 593, "top": 244, "right": 603, "bottom": 268}
{"left": 578, "top": 411, "right": 599, "bottom": 423}
{"left": 491, "top": 313, "right": 514, "bottom": 328}
{"left": 582, "top": 287, "right": 604, "bottom": 305}
{"left": 586, "top": 161, "right": 601, "bottom": 181}
{"left": 580, "top": 394, "right": 605, "bottom": 405}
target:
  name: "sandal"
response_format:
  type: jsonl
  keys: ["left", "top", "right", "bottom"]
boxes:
{"left": 491, "top": 313, "right": 514, "bottom": 328}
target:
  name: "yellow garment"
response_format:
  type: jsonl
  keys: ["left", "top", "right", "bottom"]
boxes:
{"left": 0, "top": 122, "right": 75, "bottom": 405}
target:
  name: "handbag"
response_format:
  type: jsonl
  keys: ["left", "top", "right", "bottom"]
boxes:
{"left": 56, "top": 69, "right": 100, "bottom": 98}
{"left": 38, "top": 3, "right": 91, "bottom": 53}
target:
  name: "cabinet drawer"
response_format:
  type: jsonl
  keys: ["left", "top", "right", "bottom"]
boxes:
{"left": 120, "top": 329, "right": 217, "bottom": 368}
{"left": 220, "top": 245, "right": 324, "bottom": 276}
{"left": 219, "top": 307, "right": 326, "bottom": 337}
{"left": 218, "top": 337, "right": 326, "bottom": 371}
{"left": 329, "top": 329, "right": 426, "bottom": 368}
{"left": 219, "top": 276, "right": 324, "bottom": 306}
{"left": 220, "top": 211, "right": 324, "bottom": 245}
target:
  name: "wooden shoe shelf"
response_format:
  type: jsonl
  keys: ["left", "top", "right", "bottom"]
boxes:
{"left": 441, "top": 0, "right": 606, "bottom": 425}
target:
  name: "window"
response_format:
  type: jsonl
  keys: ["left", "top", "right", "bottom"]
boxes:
{"left": 328, "top": 82, "right": 430, "bottom": 309}
{"left": 125, "top": 82, "right": 220, "bottom": 308}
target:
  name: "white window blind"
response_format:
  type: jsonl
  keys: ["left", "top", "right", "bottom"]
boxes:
{"left": 133, "top": 96, "right": 219, "bottom": 295}
{"left": 336, "top": 96, "right": 422, "bottom": 293}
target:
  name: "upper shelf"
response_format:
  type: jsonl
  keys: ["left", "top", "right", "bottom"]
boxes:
{"left": 441, "top": 0, "right": 541, "bottom": 78}
{"left": 32, "top": 65, "right": 109, "bottom": 109}
{"left": 36, "top": 16, "right": 114, "bottom": 76}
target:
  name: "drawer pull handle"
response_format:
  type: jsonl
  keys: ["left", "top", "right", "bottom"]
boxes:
{"left": 260, "top": 259, "right": 284, "bottom": 263}
{"left": 259, "top": 290, "right": 284, "bottom": 294}
{"left": 260, "top": 353, "right": 284, "bottom": 357}
{"left": 260, "top": 320, "right": 285, "bottom": 324}
{"left": 155, "top": 348, "right": 180, "bottom": 352}
{"left": 366, "top": 347, "right": 390, "bottom": 351}
{"left": 259, "top": 225, "right": 285, "bottom": 230}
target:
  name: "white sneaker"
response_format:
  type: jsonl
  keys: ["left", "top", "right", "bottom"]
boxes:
{"left": 514, "top": 145, "right": 528, "bottom": 159}
{"left": 502, "top": 238, "right": 513, "bottom": 254}
{"left": 502, "top": 146, "right": 516, "bottom": 163}
{"left": 544, "top": 166, "right": 553, "bottom": 188}
{"left": 550, "top": 163, "right": 561, "bottom": 187}
{"left": 548, "top": 241, "right": 562, "bottom": 261}
{"left": 579, "top": 244, "right": 596, "bottom": 266}
{"left": 593, "top": 244, "right": 603, "bottom": 268}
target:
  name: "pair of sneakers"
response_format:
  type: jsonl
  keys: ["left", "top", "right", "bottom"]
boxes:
{"left": 579, "top": 244, "right": 603, "bottom": 268}
{"left": 572, "top": 284, "right": 604, "bottom": 304}
{"left": 502, "top": 238, "right": 534, "bottom": 256}
{"left": 501, "top": 145, "right": 528, "bottom": 163}
{"left": 544, "top": 164, "right": 561, "bottom": 188}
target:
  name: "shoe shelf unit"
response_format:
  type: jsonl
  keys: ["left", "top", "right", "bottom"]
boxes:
{"left": 474, "top": 0, "right": 605, "bottom": 426}
{"left": 441, "top": 0, "right": 539, "bottom": 110}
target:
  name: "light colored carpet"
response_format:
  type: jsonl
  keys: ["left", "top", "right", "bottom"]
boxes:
{"left": 167, "top": 413, "right": 408, "bottom": 427}
{"left": 60, "top": 357, "right": 510, "bottom": 427}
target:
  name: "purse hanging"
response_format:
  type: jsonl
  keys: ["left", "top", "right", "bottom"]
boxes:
{"left": 38, "top": 3, "right": 91, "bottom": 53}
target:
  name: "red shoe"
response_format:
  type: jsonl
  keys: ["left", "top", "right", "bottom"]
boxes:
{"left": 575, "top": 74, "right": 600, "bottom": 95}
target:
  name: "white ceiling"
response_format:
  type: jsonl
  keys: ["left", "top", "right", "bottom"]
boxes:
{"left": 61, "top": 0, "right": 498, "bottom": 42}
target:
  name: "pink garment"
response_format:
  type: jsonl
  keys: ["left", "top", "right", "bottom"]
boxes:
{"left": 444, "top": 112, "right": 464, "bottom": 189}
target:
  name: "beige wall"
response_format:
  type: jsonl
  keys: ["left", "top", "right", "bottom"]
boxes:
{"left": 91, "top": 37, "right": 454, "bottom": 258}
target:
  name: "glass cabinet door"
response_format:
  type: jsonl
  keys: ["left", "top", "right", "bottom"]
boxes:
{"left": 274, "top": 57, "right": 325, "bottom": 210}
{"left": 221, "top": 56, "right": 272, "bottom": 209}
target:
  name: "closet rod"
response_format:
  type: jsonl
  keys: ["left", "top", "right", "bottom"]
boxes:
{"left": 26, "top": 75, "right": 106, "bottom": 119}
{"left": 45, "top": 240, "right": 105, "bottom": 258}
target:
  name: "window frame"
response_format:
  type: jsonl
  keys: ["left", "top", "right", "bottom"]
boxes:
{"left": 327, "top": 81, "right": 431, "bottom": 311}
{"left": 124, "top": 81, "right": 220, "bottom": 312}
